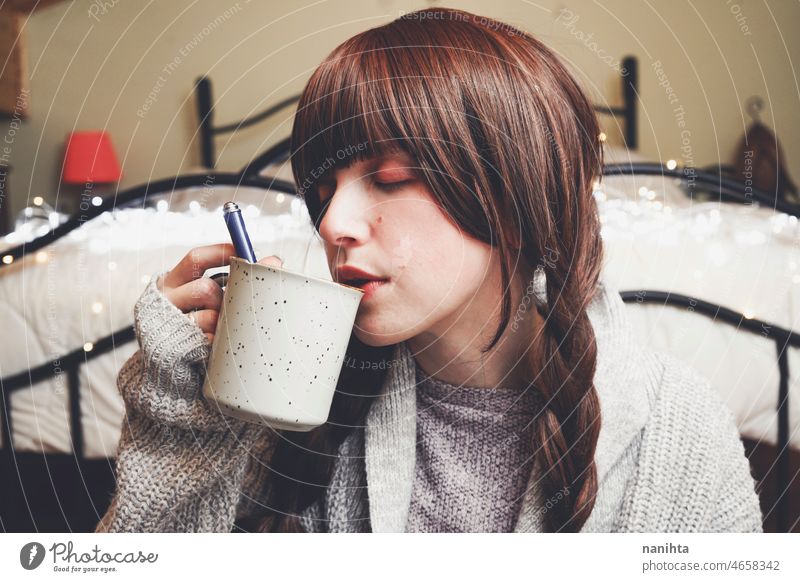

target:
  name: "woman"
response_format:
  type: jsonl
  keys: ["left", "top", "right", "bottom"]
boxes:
{"left": 96, "top": 8, "right": 762, "bottom": 533}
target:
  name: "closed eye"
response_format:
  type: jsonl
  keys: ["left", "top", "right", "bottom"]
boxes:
{"left": 374, "top": 179, "right": 412, "bottom": 192}
{"left": 319, "top": 178, "right": 411, "bottom": 202}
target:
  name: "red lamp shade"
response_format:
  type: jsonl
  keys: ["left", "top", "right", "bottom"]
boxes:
{"left": 62, "top": 131, "right": 122, "bottom": 184}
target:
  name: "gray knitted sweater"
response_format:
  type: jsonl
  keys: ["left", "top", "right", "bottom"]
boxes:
{"left": 96, "top": 275, "right": 763, "bottom": 533}
{"left": 406, "top": 367, "right": 541, "bottom": 532}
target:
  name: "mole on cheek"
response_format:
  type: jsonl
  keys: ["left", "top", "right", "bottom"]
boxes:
{"left": 377, "top": 215, "right": 383, "bottom": 224}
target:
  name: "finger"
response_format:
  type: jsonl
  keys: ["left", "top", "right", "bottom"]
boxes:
{"left": 162, "top": 244, "right": 236, "bottom": 290}
{"left": 187, "top": 309, "right": 219, "bottom": 334}
{"left": 166, "top": 277, "right": 224, "bottom": 312}
{"left": 257, "top": 255, "right": 284, "bottom": 268}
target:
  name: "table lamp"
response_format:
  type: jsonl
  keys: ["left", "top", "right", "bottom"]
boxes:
{"left": 62, "top": 131, "right": 122, "bottom": 210}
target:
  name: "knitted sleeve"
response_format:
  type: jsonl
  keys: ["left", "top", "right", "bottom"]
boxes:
{"left": 618, "top": 351, "right": 764, "bottom": 533}
{"left": 95, "top": 276, "right": 278, "bottom": 532}
{"left": 700, "top": 385, "right": 764, "bottom": 533}
{"left": 670, "top": 357, "right": 763, "bottom": 533}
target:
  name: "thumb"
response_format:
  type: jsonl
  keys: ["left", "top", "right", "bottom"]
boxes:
{"left": 257, "top": 255, "right": 283, "bottom": 268}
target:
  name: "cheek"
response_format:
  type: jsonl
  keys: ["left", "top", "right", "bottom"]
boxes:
{"left": 390, "top": 207, "right": 488, "bottom": 296}
{"left": 387, "top": 200, "right": 461, "bottom": 269}
{"left": 425, "top": 260, "right": 482, "bottom": 308}
{"left": 395, "top": 238, "right": 486, "bottom": 315}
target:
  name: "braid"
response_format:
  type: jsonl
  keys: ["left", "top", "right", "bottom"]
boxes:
{"left": 528, "top": 223, "right": 604, "bottom": 532}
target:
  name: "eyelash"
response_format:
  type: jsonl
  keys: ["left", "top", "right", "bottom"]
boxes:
{"left": 317, "top": 178, "right": 410, "bottom": 205}
{"left": 374, "top": 180, "right": 410, "bottom": 192}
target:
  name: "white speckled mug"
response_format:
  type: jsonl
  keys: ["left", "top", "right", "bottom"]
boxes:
{"left": 202, "top": 257, "right": 364, "bottom": 431}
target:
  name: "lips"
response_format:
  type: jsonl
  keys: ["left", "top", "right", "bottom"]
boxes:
{"left": 334, "top": 265, "right": 389, "bottom": 288}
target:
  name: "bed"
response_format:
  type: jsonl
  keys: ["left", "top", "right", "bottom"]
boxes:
{"left": 1, "top": 55, "right": 797, "bottom": 532}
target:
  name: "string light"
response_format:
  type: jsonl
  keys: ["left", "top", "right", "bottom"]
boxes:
{"left": 83, "top": 342, "right": 94, "bottom": 352}
{"left": 33, "top": 196, "right": 44, "bottom": 206}
{"left": 4, "top": 162, "right": 794, "bottom": 330}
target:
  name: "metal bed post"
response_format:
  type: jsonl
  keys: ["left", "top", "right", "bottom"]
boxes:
{"left": 196, "top": 77, "right": 215, "bottom": 169}
{"left": 194, "top": 76, "right": 299, "bottom": 171}
{"left": 622, "top": 56, "right": 637, "bottom": 151}
{"left": 775, "top": 336, "right": 791, "bottom": 533}
{"left": 592, "top": 54, "right": 638, "bottom": 150}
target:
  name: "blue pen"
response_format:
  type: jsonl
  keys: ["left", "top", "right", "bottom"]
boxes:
{"left": 223, "top": 201, "right": 257, "bottom": 263}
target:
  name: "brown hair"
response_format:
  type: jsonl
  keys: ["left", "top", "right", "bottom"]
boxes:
{"left": 254, "top": 7, "right": 604, "bottom": 533}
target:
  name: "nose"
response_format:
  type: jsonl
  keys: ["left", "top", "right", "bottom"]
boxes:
{"left": 317, "top": 179, "right": 372, "bottom": 247}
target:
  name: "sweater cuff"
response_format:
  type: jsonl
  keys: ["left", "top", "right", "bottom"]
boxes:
{"left": 121, "top": 274, "right": 258, "bottom": 434}
{"left": 134, "top": 273, "right": 211, "bottom": 380}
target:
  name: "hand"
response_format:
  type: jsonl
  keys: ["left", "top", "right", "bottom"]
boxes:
{"left": 158, "top": 243, "right": 284, "bottom": 343}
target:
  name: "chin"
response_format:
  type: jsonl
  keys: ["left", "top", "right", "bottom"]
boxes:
{"left": 352, "top": 326, "right": 408, "bottom": 348}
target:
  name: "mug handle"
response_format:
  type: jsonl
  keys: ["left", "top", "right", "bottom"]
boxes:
{"left": 210, "top": 271, "right": 228, "bottom": 289}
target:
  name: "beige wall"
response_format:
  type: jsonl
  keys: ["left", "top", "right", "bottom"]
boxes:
{"left": 1, "top": 0, "right": 798, "bottom": 219}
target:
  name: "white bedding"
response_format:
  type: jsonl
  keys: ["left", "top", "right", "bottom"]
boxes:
{"left": 0, "top": 183, "right": 330, "bottom": 457}
{"left": 1, "top": 149, "right": 798, "bottom": 457}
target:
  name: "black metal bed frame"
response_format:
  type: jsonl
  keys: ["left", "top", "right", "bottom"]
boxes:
{"left": 197, "top": 57, "right": 640, "bottom": 170}
{"left": 1, "top": 54, "right": 797, "bottom": 532}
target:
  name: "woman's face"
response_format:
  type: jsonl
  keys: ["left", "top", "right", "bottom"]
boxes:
{"left": 315, "top": 151, "right": 502, "bottom": 347}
